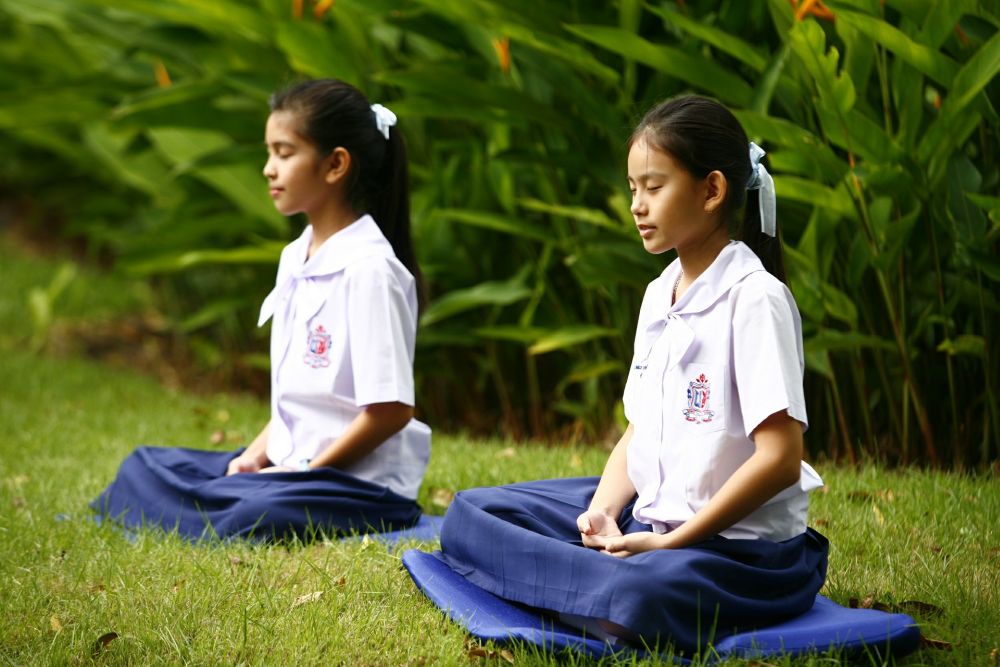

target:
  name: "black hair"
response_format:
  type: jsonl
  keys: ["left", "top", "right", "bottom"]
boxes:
{"left": 269, "top": 79, "right": 424, "bottom": 302}
{"left": 629, "top": 95, "right": 786, "bottom": 282}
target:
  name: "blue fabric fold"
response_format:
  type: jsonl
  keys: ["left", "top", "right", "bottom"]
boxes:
{"left": 92, "top": 445, "right": 421, "bottom": 542}
{"left": 436, "top": 477, "right": 829, "bottom": 654}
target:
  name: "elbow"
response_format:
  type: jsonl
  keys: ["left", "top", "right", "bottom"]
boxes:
{"left": 396, "top": 404, "right": 415, "bottom": 431}
{"left": 775, "top": 457, "right": 801, "bottom": 490}
{"left": 367, "top": 401, "right": 413, "bottom": 434}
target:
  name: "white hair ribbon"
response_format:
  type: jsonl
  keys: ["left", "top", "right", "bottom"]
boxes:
{"left": 370, "top": 103, "right": 397, "bottom": 140}
{"left": 746, "top": 142, "right": 776, "bottom": 238}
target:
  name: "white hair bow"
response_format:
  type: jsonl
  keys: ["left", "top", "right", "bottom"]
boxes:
{"left": 370, "top": 103, "right": 397, "bottom": 140}
{"left": 746, "top": 142, "right": 776, "bottom": 237}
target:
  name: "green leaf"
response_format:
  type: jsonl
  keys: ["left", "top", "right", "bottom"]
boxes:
{"left": 193, "top": 163, "right": 286, "bottom": 232}
{"left": 736, "top": 110, "right": 824, "bottom": 147}
{"left": 124, "top": 243, "right": 285, "bottom": 275}
{"left": 80, "top": 0, "right": 270, "bottom": 43}
{"left": 0, "top": 88, "right": 104, "bottom": 128}
{"left": 275, "top": 21, "right": 362, "bottom": 85}
{"left": 561, "top": 359, "right": 623, "bottom": 385}
{"left": 821, "top": 283, "right": 858, "bottom": 328}
{"left": 814, "top": 107, "right": 902, "bottom": 162}
{"left": 891, "top": 53, "right": 926, "bottom": 148}
{"left": 965, "top": 193, "right": 1000, "bottom": 211}
{"left": 920, "top": 0, "right": 976, "bottom": 49}
{"left": 966, "top": 248, "right": 1000, "bottom": 282}
{"left": 835, "top": 11, "right": 875, "bottom": 97}
{"left": 735, "top": 110, "right": 845, "bottom": 181}
{"left": 178, "top": 298, "right": 245, "bottom": 333}
{"left": 804, "top": 345, "right": 833, "bottom": 380}
{"left": 645, "top": 3, "right": 769, "bottom": 71}
{"left": 937, "top": 335, "right": 986, "bottom": 357}
{"left": 869, "top": 198, "right": 920, "bottom": 268}
{"left": 773, "top": 176, "right": 857, "bottom": 219}
{"left": 147, "top": 127, "right": 232, "bottom": 169}
{"left": 918, "top": 29, "right": 1000, "bottom": 163}
{"left": 564, "top": 24, "right": 754, "bottom": 105}
{"left": 113, "top": 82, "right": 220, "bottom": 120}
{"left": 787, "top": 19, "right": 856, "bottom": 115}
{"left": 565, "top": 243, "right": 659, "bottom": 289}
{"left": 434, "top": 209, "right": 550, "bottom": 243}
{"left": 528, "top": 325, "right": 619, "bottom": 355}
{"left": 376, "top": 67, "right": 565, "bottom": 128}
{"left": 27, "top": 262, "right": 77, "bottom": 352}
{"left": 837, "top": 10, "right": 959, "bottom": 85}
{"left": 473, "top": 325, "right": 547, "bottom": 344}
{"left": 82, "top": 123, "right": 176, "bottom": 200}
{"left": 518, "top": 198, "right": 632, "bottom": 237}
{"left": 420, "top": 277, "right": 532, "bottom": 327}
{"left": 504, "top": 25, "right": 619, "bottom": 85}
{"left": 750, "top": 43, "right": 791, "bottom": 114}
{"left": 806, "top": 329, "right": 896, "bottom": 353}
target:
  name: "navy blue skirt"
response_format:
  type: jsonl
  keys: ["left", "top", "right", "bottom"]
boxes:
{"left": 437, "top": 477, "right": 828, "bottom": 654}
{"left": 92, "top": 446, "right": 421, "bottom": 541}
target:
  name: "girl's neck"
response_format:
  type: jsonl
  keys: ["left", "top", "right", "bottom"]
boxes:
{"left": 307, "top": 198, "right": 359, "bottom": 259}
{"left": 675, "top": 227, "right": 730, "bottom": 299}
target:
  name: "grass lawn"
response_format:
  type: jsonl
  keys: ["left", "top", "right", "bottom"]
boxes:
{"left": 0, "top": 237, "right": 997, "bottom": 665}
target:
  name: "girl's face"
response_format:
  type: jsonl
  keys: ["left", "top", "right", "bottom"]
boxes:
{"left": 263, "top": 110, "right": 331, "bottom": 218}
{"left": 627, "top": 136, "right": 717, "bottom": 255}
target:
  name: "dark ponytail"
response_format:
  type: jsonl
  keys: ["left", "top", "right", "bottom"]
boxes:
{"left": 269, "top": 79, "right": 425, "bottom": 304}
{"left": 629, "top": 95, "right": 786, "bottom": 282}
{"left": 740, "top": 174, "right": 786, "bottom": 283}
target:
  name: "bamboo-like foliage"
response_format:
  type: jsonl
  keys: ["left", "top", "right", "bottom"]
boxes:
{"left": 0, "top": 0, "right": 996, "bottom": 466}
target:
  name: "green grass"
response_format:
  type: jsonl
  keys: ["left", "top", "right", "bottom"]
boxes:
{"left": 1, "top": 241, "right": 998, "bottom": 665}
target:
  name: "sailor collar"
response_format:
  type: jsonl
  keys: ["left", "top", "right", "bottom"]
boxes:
{"left": 661, "top": 241, "right": 767, "bottom": 318}
{"left": 257, "top": 214, "right": 394, "bottom": 327}
{"left": 287, "top": 214, "right": 395, "bottom": 278}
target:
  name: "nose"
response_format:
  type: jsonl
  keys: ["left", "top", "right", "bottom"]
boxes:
{"left": 631, "top": 190, "right": 645, "bottom": 217}
{"left": 263, "top": 155, "right": 276, "bottom": 180}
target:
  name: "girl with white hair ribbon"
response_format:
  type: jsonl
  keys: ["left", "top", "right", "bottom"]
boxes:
{"left": 94, "top": 80, "right": 431, "bottom": 542}
{"left": 433, "top": 95, "right": 827, "bottom": 654}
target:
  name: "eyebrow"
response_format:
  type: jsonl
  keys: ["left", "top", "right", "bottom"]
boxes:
{"left": 264, "top": 140, "right": 297, "bottom": 150}
{"left": 627, "top": 171, "right": 668, "bottom": 183}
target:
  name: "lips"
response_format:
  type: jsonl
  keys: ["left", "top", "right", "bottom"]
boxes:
{"left": 269, "top": 187, "right": 284, "bottom": 198}
{"left": 637, "top": 224, "right": 656, "bottom": 239}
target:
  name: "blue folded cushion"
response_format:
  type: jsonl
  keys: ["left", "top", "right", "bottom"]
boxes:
{"left": 402, "top": 549, "right": 921, "bottom": 662}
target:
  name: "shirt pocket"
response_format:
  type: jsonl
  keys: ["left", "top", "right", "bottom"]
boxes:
{"left": 290, "top": 310, "right": 343, "bottom": 399}
{"left": 673, "top": 361, "right": 727, "bottom": 434}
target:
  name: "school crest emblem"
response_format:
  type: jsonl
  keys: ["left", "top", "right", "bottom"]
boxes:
{"left": 682, "top": 373, "right": 715, "bottom": 423}
{"left": 303, "top": 324, "right": 331, "bottom": 368}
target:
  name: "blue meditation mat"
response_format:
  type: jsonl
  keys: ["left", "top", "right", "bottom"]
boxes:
{"left": 402, "top": 549, "right": 921, "bottom": 663}
{"left": 362, "top": 513, "right": 444, "bottom": 545}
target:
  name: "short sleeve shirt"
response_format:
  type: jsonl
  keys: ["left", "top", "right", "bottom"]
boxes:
{"left": 257, "top": 215, "right": 430, "bottom": 499}
{"left": 622, "top": 241, "right": 823, "bottom": 541}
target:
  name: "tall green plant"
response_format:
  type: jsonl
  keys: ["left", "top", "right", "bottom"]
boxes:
{"left": 0, "top": 0, "right": 996, "bottom": 465}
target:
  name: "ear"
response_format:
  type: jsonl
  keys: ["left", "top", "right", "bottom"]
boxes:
{"left": 323, "top": 147, "right": 352, "bottom": 185}
{"left": 703, "top": 170, "right": 728, "bottom": 214}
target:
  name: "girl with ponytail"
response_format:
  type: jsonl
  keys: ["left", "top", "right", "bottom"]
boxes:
{"left": 94, "top": 79, "right": 430, "bottom": 541}
{"left": 431, "top": 95, "right": 827, "bottom": 654}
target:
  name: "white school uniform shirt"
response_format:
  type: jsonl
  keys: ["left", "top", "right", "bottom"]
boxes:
{"left": 622, "top": 241, "right": 823, "bottom": 542}
{"left": 257, "top": 215, "right": 431, "bottom": 499}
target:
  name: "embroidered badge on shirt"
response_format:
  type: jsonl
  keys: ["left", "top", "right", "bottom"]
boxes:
{"left": 682, "top": 373, "right": 716, "bottom": 423}
{"left": 303, "top": 324, "right": 331, "bottom": 368}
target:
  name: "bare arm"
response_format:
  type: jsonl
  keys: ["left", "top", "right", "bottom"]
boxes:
{"left": 578, "top": 424, "right": 636, "bottom": 546}
{"left": 307, "top": 402, "right": 413, "bottom": 470}
{"left": 597, "top": 411, "right": 804, "bottom": 556}
{"left": 226, "top": 421, "right": 271, "bottom": 475}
